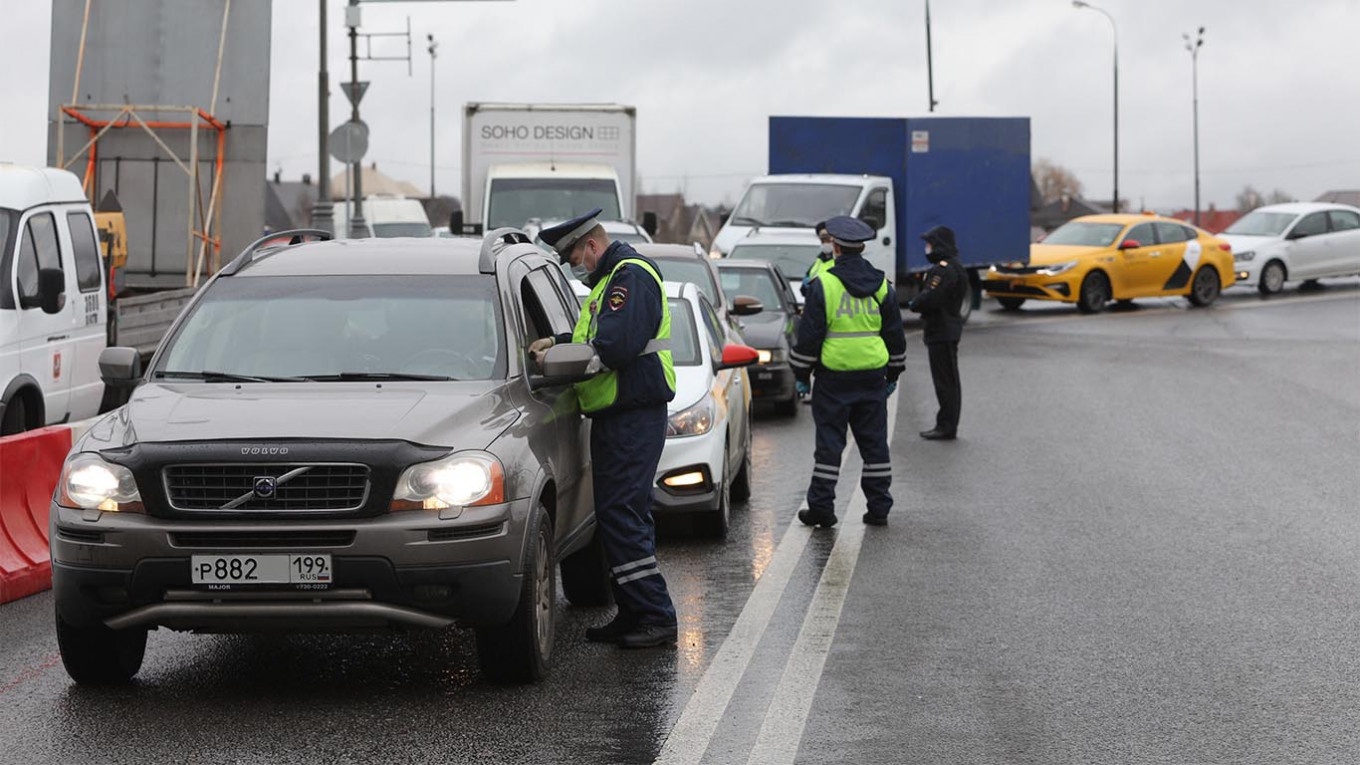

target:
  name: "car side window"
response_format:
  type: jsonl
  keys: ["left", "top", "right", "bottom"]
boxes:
{"left": 527, "top": 268, "right": 574, "bottom": 337}
{"left": 518, "top": 275, "right": 555, "bottom": 346}
{"left": 1180, "top": 225, "right": 1199, "bottom": 241}
{"left": 1124, "top": 222, "right": 1156, "bottom": 246}
{"left": 17, "top": 213, "right": 63, "bottom": 301}
{"left": 67, "top": 212, "right": 103, "bottom": 293}
{"left": 1293, "top": 212, "right": 1329, "bottom": 238}
{"left": 1328, "top": 210, "right": 1360, "bottom": 232}
{"left": 859, "top": 188, "right": 889, "bottom": 231}
{"left": 1155, "top": 222, "right": 1190, "bottom": 244}
{"left": 698, "top": 296, "right": 725, "bottom": 357}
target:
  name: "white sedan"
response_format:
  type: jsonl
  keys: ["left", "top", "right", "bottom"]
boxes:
{"left": 655, "top": 281, "right": 757, "bottom": 538}
{"left": 1220, "top": 203, "right": 1360, "bottom": 294}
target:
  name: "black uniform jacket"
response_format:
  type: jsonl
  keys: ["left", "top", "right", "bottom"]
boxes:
{"left": 910, "top": 252, "right": 968, "bottom": 345}
{"left": 790, "top": 252, "right": 908, "bottom": 384}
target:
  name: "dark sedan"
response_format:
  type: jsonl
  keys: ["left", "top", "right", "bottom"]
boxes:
{"left": 716, "top": 260, "right": 800, "bottom": 415}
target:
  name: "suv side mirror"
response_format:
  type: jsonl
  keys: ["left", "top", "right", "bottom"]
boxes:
{"left": 25, "top": 268, "right": 67, "bottom": 314}
{"left": 730, "top": 295, "right": 763, "bottom": 316}
{"left": 717, "top": 344, "right": 759, "bottom": 370}
{"left": 530, "top": 342, "right": 601, "bottom": 388}
{"left": 99, "top": 347, "right": 142, "bottom": 389}
{"left": 1286, "top": 228, "right": 1309, "bottom": 241}
{"left": 642, "top": 211, "right": 658, "bottom": 237}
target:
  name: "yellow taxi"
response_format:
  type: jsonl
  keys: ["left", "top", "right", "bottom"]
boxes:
{"left": 984, "top": 214, "right": 1236, "bottom": 313}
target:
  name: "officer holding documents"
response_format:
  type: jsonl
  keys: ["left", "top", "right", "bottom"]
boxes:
{"left": 789, "top": 216, "right": 907, "bottom": 527}
{"left": 530, "top": 208, "right": 679, "bottom": 649}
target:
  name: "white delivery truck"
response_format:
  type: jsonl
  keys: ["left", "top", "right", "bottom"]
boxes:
{"left": 459, "top": 103, "right": 641, "bottom": 235}
{"left": 0, "top": 165, "right": 109, "bottom": 434}
{"left": 332, "top": 195, "right": 433, "bottom": 239}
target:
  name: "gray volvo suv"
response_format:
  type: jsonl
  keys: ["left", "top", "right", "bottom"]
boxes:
{"left": 50, "top": 229, "right": 610, "bottom": 684}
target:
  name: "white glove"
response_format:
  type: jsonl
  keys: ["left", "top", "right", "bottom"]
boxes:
{"left": 528, "top": 337, "right": 555, "bottom": 366}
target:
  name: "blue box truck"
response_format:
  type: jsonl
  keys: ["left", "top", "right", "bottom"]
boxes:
{"left": 712, "top": 116, "right": 1031, "bottom": 315}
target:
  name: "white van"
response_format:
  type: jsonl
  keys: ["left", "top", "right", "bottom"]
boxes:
{"left": 0, "top": 165, "right": 108, "bottom": 434}
{"left": 332, "top": 195, "right": 433, "bottom": 239}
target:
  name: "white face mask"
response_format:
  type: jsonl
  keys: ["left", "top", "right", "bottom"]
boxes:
{"left": 819, "top": 242, "right": 834, "bottom": 256}
{"left": 570, "top": 261, "right": 592, "bottom": 281}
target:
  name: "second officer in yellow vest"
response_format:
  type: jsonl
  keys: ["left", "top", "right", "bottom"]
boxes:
{"left": 533, "top": 208, "right": 679, "bottom": 649}
{"left": 789, "top": 216, "right": 908, "bottom": 527}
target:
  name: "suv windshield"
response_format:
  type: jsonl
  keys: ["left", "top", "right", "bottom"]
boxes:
{"left": 730, "top": 184, "right": 860, "bottom": 227}
{"left": 488, "top": 179, "right": 621, "bottom": 229}
{"left": 155, "top": 275, "right": 505, "bottom": 381}
{"left": 728, "top": 244, "right": 821, "bottom": 282}
{"left": 667, "top": 299, "right": 702, "bottom": 367}
{"left": 1224, "top": 211, "right": 1298, "bottom": 237}
{"left": 1043, "top": 222, "right": 1125, "bottom": 247}
{"left": 719, "top": 266, "right": 785, "bottom": 311}
{"left": 653, "top": 257, "right": 719, "bottom": 305}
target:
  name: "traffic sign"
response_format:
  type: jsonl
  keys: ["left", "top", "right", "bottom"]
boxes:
{"left": 328, "top": 120, "right": 369, "bottom": 163}
{"left": 340, "top": 80, "right": 370, "bottom": 108}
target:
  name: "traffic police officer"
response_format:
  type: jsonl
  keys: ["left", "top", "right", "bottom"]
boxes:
{"left": 790, "top": 216, "right": 907, "bottom": 527}
{"left": 908, "top": 225, "right": 967, "bottom": 440}
{"left": 531, "top": 208, "right": 679, "bottom": 649}
{"left": 801, "top": 221, "right": 834, "bottom": 298}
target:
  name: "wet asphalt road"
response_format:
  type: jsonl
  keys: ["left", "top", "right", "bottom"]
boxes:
{"left": 1, "top": 283, "right": 1357, "bottom": 764}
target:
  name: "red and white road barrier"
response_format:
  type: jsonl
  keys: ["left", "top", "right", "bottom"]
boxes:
{"left": 0, "top": 419, "right": 94, "bottom": 605}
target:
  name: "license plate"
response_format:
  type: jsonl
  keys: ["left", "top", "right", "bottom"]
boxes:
{"left": 191, "top": 554, "right": 332, "bottom": 586}
{"left": 756, "top": 372, "right": 774, "bottom": 381}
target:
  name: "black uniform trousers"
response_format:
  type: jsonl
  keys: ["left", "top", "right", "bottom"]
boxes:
{"left": 590, "top": 403, "right": 677, "bottom": 626}
{"left": 807, "top": 374, "right": 893, "bottom": 519}
{"left": 927, "top": 341, "right": 961, "bottom": 433}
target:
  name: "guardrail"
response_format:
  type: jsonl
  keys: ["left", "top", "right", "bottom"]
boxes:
{"left": 0, "top": 419, "right": 94, "bottom": 605}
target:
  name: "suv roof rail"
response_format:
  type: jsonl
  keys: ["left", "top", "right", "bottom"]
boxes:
{"left": 221, "top": 229, "right": 335, "bottom": 276}
{"left": 479, "top": 227, "right": 535, "bottom": 274}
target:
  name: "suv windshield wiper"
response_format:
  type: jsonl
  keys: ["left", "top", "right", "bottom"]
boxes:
{"left": 729, "top": 216, "right": 764, "bottom": 226}
{"left": 155, "top": 370, "right": 312, "bottom": 383}
{"left": 766, "top": 219, "right": 812, "bottom": 227}
{"left": 309, "top": 372, "right": 459, "bottom": 382}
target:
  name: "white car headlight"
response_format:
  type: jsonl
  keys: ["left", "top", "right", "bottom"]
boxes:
{"left": 392, "top": 451, "right": 504, "bottom": 511}
{"left": 59, "top": 453, "right": 143, "bottom": 512}
{"left": 757, "top": 348, "right": 786, "bottom": 364}
{"left": 1036, "top": 261, "right": 1078, "bottom": 277}
{"left": 667, "top": 394, "right": 715, "bottom": 438}
{"left": 1234, "top": 250, "right": 1255, "bottom": 262}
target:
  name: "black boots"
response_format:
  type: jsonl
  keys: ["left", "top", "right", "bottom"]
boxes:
{"left": 587, "top": 612, "right": 677, "bottom": 648}
{"left": 919, "top": 428, "right": 956, "bottom": 440}
{"left": 798, "top": 509, "right": 838, "bottom": 528}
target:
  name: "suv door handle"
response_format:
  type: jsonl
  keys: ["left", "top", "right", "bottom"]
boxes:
{"left": 47, "top": 334, "right": 69, "bottom": 342}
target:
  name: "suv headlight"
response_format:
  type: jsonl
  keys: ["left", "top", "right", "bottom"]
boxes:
{"left": 667, "top": 394, "right": 714, "bottom": 438}
{"left": 59, "top": 453, "right": 143, "bottom": 512}
{"left": 392, "top": 451, "right": 504, "bottom": 511}
{"left": 1234, "top": 250, "right": 1255, "bottom": 262}
{"left": 1036, "top": 261, "right": 1077, "bottom": 276}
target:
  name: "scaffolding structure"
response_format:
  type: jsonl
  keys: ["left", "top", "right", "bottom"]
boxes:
{"left": 55, "top": 104, "right": 228, "bottom": 286}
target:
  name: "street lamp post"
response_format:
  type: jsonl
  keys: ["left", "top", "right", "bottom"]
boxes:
{"left": 1072, "top": 0, "right": 1118, "bottom": 213}
{"left": 1185, "top": 27, "right": 1205, "bottom": 227}
{"left": 427, "top": 33, "right": 438, "bottom": 199}
{"left": 312, "top": 0, "right": 334, "bottom": 235}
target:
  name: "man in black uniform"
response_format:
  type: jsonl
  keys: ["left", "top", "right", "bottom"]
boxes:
{"left": 531, "top": 208, "right": 679, "bottom": 649}
{"left": 790, "top": 216, "right": 907, "bottom": 527}
{"left": 908, "top": 225, "right": 967, "bottom": 440}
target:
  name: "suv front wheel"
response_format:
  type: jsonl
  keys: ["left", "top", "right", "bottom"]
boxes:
{"left": 476, "top": 507, "right": 555, "bottom": 683}
{"left": 56, "top": 613, "right": 148, "bottom": 685}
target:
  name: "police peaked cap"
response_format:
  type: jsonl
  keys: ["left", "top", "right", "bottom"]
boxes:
{"left": 539, "top": 207, "right": 603, "bottom": 263}
{"left": 825, "top": 215, "right": 875, "bottom": 246}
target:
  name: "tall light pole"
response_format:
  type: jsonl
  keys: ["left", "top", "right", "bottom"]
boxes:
{"left": 1072, "top": 0, "right": 1118, "bottom": 213}
{"left": 1185, "top": 27, "right": 1205, "bottom": 227}
{"left": 925, "top": 0, "right": 939, "bottom": 112}
{"left": 313, "top": 0, "right": 334, "bottom": 235}
{"left": 427, "top": 33, "right": 438, "bottom": 198}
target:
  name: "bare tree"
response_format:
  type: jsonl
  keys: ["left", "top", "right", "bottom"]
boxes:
{"left": 1266, "top": 188, "right": 1296, "bottom": 205}
{"left": 1235, "top": 185, "right": 1263, "bottom": 213}
{"left": 1034, "top": 158, "right": 1085, "bottom": 205}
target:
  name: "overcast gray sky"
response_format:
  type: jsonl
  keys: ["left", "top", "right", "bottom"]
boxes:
{"left": 2, "top": 0, "right": 1357, "bottom": 211}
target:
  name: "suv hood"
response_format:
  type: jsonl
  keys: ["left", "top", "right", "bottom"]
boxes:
{"left": 83, "top": 382, "right": 520, "bottom": 450}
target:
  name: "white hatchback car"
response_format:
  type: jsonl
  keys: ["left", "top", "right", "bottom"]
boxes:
{"left": 1220, "top": 203, "right": 1360, "bottom": 294}
{"left": 656, "top": 281, "right": 756, "bottom": 538}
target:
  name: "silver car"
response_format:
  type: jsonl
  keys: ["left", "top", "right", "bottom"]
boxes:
{"left": 51, "top": 229, "right": 608, "bottom": 685}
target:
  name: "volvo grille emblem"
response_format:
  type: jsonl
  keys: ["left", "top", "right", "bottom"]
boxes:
{"left": 241, "top": 446, "right": 289, "bottom": 456}
{"left": 253, "top": 477, "right": 278, "bottom": 499}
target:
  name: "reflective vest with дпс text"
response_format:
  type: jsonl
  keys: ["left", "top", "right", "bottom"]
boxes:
{"left": 571, "top": 258, "right": 676, "bottom": 414}
{"left": 817, "top": 271, "right": 889, "bottom": 371}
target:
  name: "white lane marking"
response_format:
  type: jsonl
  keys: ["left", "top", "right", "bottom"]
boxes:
{"left": 654, "top": 348, "right": 910, "bottom": 765}
{"left": 654, "top": 511, "right": 814, "bottom": 764}
{"left": 743, "top": 391, "right": 898, "bottom": 765}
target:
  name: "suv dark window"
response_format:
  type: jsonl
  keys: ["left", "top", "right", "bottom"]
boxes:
{"left": 156, "top": 275, "right": 506, "bottom": 381}
{"left": 67, "top": 212, "right": 103, "bottom": 292}
{"left": 1328, "top": 210, "right": 1360, "bottom": 232}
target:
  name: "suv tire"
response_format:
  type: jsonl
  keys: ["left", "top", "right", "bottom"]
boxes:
{"left": 560, "top": 528, "right": 613, "bottom": 607}
{"left": 477, "top": 508, "right": 555, "bottom": 683}
{"left": 56, "top": 613, "right": 147, "bottom": 685}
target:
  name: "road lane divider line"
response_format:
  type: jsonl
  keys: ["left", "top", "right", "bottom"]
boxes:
{"left": 743, "top": 389, "right": 898, "bottom": 765}
{"left": 654, "top": 514, "right": 814, "bottom": 764}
